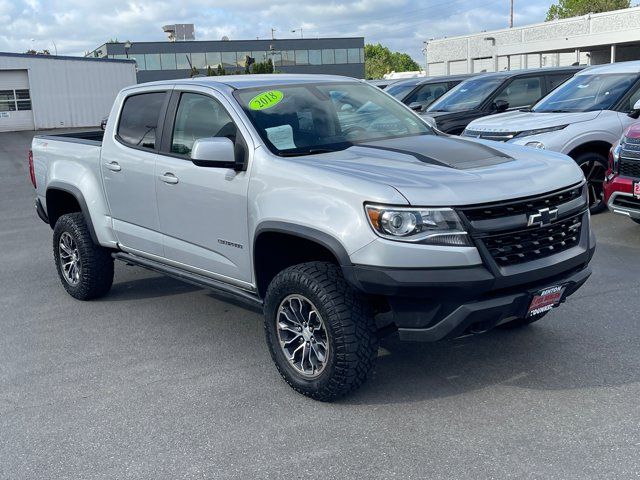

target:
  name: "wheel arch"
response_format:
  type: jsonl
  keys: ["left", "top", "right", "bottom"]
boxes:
{"left": 253, "top": 222, "right": 351, "bottom": 298}
{"left": 46, "top": 182, "right": 98, "bottom": 244}
{"left": 567, "top": 140, "right": 612, "bottom": 161}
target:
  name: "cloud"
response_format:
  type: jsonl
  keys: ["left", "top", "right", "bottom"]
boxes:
{"left": 0, "top": 0, "right": 552, "bottom": 60}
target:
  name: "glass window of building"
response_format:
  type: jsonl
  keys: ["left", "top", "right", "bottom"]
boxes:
{"left": 322, "top": 49, "right": 335, "bottom": 64}
{"left": 335, "top": 49, "right": 348, "bottom": 64}
{"left": 252, "top": 51, "right": 267, "bottom": 63}
{"left": 176, "top": 52, "right": 191, "bottom": 70}
{"left": 295, "top": 50, "right": 309, "bottom": 65}
{"left": 221, "top": 52, "right": 236, "bottom": 67}
{"left": 191, "top": 52, "right": 206, "bottom": 69}
{"left": 132, "top": 55, "right": 146, "bottom": 70}
{"left": 145, "top": 53, "right": 161, "bottom": 70}
{"left": 160, "top": 53, "right": 177, "bottom": 70}
{"left": 270, "top": 51, "right": 282, "bottom": 66}
{"left": 111, "top": 54, "right": 127, "bottom": 60}
{"left": 236, "top": 51, "right": 251, "bottom": 67}
{"left": 309, "top": 49, "right": 321, "bottom": 65}
{"left": 347, "top": 48, "right": 360, "bottom": 63}
{"left": 360, "top": 48, "right": 365, "bottom": 63}
{"left": 206, "top": 52, "right": 222, "bottom": 67}
{"left": 15, "top": 89, "right": 31, "bottom": 111}
{"left": 281, "top": 50, "right": 295, "bottom": 66}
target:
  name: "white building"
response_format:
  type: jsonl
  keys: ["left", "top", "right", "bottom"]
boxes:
{"left": 425, "top": 6, "right": 640, "bottom": 76}
{"left": 0, "top": 53, "right": 137, "bottom": 132}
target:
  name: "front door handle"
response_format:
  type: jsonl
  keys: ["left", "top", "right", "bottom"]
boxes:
{"left": 160, "top": 172, "right": 179, "bottom": 184}
{"left": 105, "top": 161, "right": 121, "bottom": 172}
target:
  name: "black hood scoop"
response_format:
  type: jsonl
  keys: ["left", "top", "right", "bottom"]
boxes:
{"left": 356, "top": 134, "right": 514, "bottom": 170}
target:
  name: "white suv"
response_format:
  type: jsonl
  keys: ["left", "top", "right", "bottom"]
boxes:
{"left": 463, "top": 61, "right": 640, "bottom": 213}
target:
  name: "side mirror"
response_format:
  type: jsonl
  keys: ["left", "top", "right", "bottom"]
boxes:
{"left": 409, "top": 102, "right": 424, "bottom": 112}
{"left": 191, "top": 137, "right": 236, "bottom": 169}
{"left": 493, "top": 99, "right": 509, "bottom": 113}
{"left": 628, "top": 99, "right": 640, "bottom": 119}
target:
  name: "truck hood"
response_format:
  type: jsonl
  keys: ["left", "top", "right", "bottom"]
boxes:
{"left": 466, "top": 110, "right": 601, "bottom": 133}
{"left": 298, "top": 134, "right": 584, "bottom": 206}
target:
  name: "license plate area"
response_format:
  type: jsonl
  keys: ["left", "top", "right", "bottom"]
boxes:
{"left": 633, "top": 180, "right": 640, "bottom": 200}
{"left": 527, "top": 285, "right": 566, "bottom": 317}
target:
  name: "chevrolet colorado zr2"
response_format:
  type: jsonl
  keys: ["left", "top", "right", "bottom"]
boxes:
{"left": 30, "top": 74, "right": 596, "bottom": 400}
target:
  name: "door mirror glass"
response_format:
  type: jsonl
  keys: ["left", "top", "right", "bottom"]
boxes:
{"left": 633, "top": 98, "right": 640, "bottom": 111}
{"left": 191, "top": 137, "right": 236, "bottom": 168}
{"left": 493, "top": 99, "right": 509, "bottom": 113}
{"left": 408, "top": 102, "right": 424, "bottom": 112}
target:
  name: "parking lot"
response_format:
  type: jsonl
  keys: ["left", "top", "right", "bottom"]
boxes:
{"left": 1, "top": 129, "right": 640, "bottom": 479}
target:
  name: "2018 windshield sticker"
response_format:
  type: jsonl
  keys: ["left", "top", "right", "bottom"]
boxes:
{"left": 249, "top": 90, "right": 284, "bottom": 110}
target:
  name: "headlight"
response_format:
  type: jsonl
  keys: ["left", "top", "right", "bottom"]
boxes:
{"left": 515, "top": 125, "right": 567, "bottom": 138}
{"left": 365, "top": 204, "right": 471, "bottom": 246}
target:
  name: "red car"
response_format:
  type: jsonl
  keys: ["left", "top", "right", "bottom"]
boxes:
{"left": 604, "top": 122, "right": 640, "bottom": 225}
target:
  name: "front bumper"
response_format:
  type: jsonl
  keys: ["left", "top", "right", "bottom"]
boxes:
{"left": 343, "top": 211, "right": 596, "bottom": 342}
{"left": 604, "top": 175, "right": 640, "bottom": 220}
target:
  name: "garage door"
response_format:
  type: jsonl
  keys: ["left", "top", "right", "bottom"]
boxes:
{"left": 448, "top": 60, "right": 468, "bottom": 75}
{"left": 427, "top": 62, "right": 445, "bottom": 76}
{"left": 0, "top": 70, "right": 35, "bottom": 132}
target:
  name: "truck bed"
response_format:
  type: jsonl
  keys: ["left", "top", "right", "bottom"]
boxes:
{"left": 36, "top": 130, "right": 104, "bottom": 145}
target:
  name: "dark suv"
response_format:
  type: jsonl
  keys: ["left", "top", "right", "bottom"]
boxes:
{"left": 424, "top": 66, "right": 583, "bottom": 134}
{"left": 384, "top": 74, "right": 478, "bottom": 112}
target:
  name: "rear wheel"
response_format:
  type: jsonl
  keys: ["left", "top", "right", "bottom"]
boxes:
{"left": 264, "top": 262, "right": 378, "bottom": 401}
{"left": 53, "top": 212, "right": 114, "bottom": 300}
{"left": 575, "top": 152, "right": 607, "bottom": 214}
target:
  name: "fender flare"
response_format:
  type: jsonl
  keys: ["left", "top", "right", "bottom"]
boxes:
{"left": 46, "top": 181, "right": 99, "bottom": 244}
{"left": 253, "top": 221, "right": 352, "bottom": 266}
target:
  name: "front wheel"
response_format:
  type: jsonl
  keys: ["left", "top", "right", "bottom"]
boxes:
{"left": 575, "top": 152, "right": 607, "bottom": 214}
{"left": 53, "top": 212, "right": 114, "bottom": 300}
{"left": 264, "top": 262, "right": 378, "bottom": 401}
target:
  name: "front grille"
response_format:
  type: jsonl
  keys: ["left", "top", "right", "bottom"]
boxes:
{"left": 461, "top": 185, "right": 583, "bottom": 221}
{"left": 462, "top": 129, "right": 518, "bottom": 142}
{"left": 482, "top": 215, "right": 582, "bottom": 266}
{"left": 612, "top": 195, "right": 640, "bottom": 210}
{"left": 618, "top": 158, "right": 640, "bottom": 178}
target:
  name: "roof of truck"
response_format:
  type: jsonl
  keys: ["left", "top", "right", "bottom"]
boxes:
{"left": 134, "top": 74, "right": 362, "bottom": 91}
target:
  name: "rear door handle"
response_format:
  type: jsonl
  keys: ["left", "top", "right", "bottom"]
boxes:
{"left": 160, "top": 172, "right": 179, "bottom": 184}
{"left": 105, "top": 161, "right": 121, "bottom": 172}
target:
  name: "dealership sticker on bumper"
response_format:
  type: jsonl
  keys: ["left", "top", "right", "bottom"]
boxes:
{"left": 527, "top": 285, "right": 566, "bottom": 317}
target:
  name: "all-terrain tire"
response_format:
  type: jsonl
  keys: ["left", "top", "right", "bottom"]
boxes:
{"left": 264, "top": 262, "right": 378, "bottom": 401}
{"left": 53, "top": 212, "right": 114, "bottom": 300}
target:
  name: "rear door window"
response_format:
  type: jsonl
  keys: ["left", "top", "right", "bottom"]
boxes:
{"left": 547, "top": 74, "right": 572, "bottom": 93}
{"left": 117, "top": 92, "right": 167, "bottom": 150}
{"left": 494, "top": 77, "right": 542, "bottom": 109}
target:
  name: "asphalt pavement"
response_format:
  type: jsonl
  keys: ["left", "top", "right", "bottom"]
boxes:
{"left": 1, "top": 129, "right": 639, "bottom": 479}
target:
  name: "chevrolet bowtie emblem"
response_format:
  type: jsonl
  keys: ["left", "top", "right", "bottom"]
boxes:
{"left": 527, "top": 207, "right": 559, "bottom": 227}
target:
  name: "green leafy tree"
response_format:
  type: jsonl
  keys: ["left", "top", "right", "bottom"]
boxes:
{"left": 190, "top": 66, "right": 200, "bottom": 77}
{"left": 206, "top": 65, "right": 217, "bottom": 76}
{"left": 546, "top": 0, "right": 630, "bottom": 20}
{"left": 364, "top": 43, "right": 420, "bottom": 79}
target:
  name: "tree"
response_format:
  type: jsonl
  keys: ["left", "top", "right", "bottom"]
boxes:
{"left": 364, "top": 43, "right": 420, "bottom": 80}
{"left": 546, "top": 0, "right": 630, "bottom": 20}
{"left": 25, "top": 49, "right": 50, "bottom": 55}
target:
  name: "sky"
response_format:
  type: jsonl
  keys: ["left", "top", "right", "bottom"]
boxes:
{"left": 0, "top": 0, "right": 552, "bottom": 62}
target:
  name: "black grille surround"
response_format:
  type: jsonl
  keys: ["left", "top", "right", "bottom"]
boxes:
{"left": 457, "top": 183, "right": 588, "bottom": 268}
{"left": 611, "top": 194, "right": 640, "bottom": 210}
{"left": 481, "top": 215, "right": 582, "bottom": 266}
{"left": 618, "top": 137, "right": 640, "bottom": 179}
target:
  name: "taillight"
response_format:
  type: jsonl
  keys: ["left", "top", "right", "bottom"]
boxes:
{"left": 28, "top": 149, "right": 36, "bottom": 188}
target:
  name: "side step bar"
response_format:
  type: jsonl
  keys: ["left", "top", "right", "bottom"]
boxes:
{"left": 112, "top": 252, "right": 263, "bottom": 309}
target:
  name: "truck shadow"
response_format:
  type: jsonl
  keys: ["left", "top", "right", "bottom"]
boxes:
{"left": 344, "top": 319, "right": 639, "bottom": 406}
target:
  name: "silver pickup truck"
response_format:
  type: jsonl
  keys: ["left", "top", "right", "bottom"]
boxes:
{"left": 30, "top": 74, "right": 595, "bottom": 400}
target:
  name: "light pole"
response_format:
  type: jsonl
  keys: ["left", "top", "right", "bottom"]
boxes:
{"left": 291, "top": 28, "right": 303, "bottom": 39}
{"left": 124, "top": 41, "right": 132, "bottom": 58}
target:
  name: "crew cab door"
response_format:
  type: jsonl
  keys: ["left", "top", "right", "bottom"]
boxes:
{"left": 101, "top": 89, "right": 170, "bottom": 256}
{"left": 154, "top": 86, "right": 253, "bottom": 286}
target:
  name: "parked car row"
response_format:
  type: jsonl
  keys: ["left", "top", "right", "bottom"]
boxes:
{"left": 383, "top": 61, "right": 640, "bottom": 216}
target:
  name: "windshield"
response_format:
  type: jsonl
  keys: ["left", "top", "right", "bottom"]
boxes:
{"left": 427, "top": 77, "right": 503, "bottom": 112}
{"left": 385, "top": 82, "right": 419, "bottom": 99}
{"left": 533, "top": 73, "right": 636, "bottom": 112}
{"left": 234, "top": 82, "right": 433, "bottom": 155}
